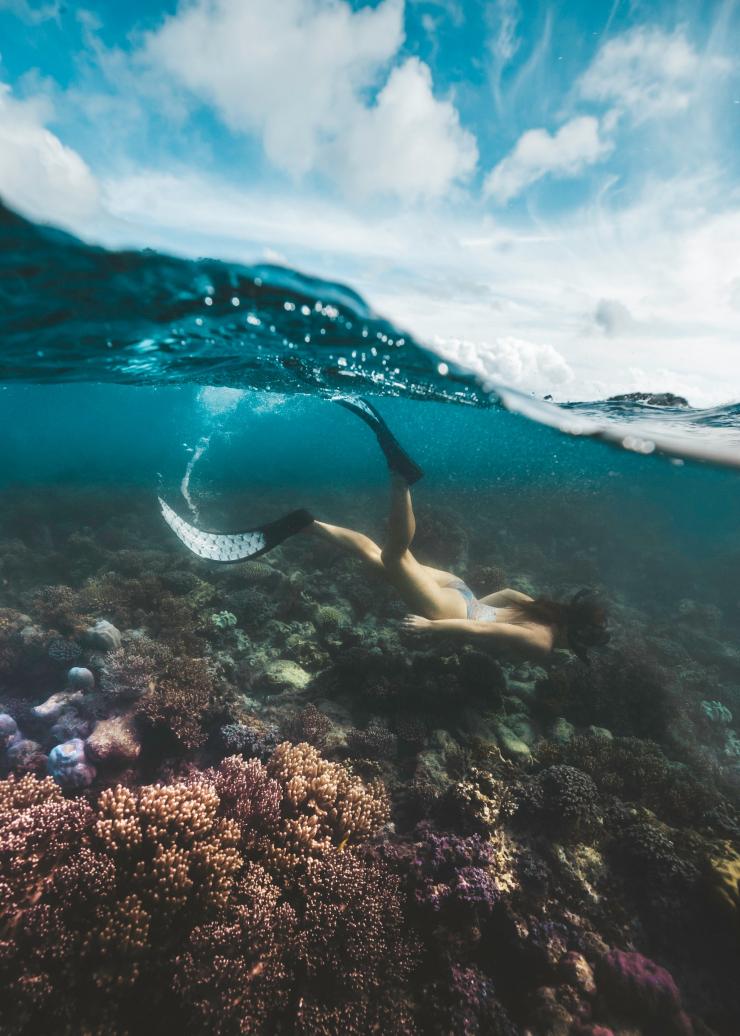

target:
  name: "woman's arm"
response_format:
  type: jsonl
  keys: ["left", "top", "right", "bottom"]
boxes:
{"left": 477, "top": 588, "right": 534, "bottom": 606}
{"left": 401, "top": 614, "right": 553, "bottom": 657}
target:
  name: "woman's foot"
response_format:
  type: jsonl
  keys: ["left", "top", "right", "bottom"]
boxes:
{"left": 334, "top": 395, "right": 424, "bottom": 484}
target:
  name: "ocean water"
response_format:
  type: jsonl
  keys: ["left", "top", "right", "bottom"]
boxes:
{"left": 1, "top": 203, "right": 739, "bottom": 1035}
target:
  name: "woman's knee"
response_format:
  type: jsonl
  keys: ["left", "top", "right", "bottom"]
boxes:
{"left": 381, "top": 545, "right": 412, "bottom": 569}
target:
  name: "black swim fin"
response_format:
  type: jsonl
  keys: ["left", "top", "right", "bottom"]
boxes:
{"left": 334, "top": 395, "right": 424, "bottom": 484}
{"left": 159, "top": 499, "right": 314, "bottom": 562}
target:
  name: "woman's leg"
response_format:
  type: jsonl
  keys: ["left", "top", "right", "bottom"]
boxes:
{"left": 306, "top": 479, "right": 466, "bottom": 619}
{"left": 380, "top": 476, "right": 467, "bottom": 619}
{"left": 310, "top": 520, "right": 383, "bottom": 569}
{"left": 381, "top": 473, "right": 416, "bottom": 563}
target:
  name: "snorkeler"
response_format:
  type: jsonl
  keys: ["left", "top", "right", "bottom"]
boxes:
{"left": 159, "top": 397, "right": 610, "bottom": 663}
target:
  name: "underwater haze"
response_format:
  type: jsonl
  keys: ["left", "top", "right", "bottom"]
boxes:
{"left": 1, "top": 206, "right": 740, "bottom": 1036}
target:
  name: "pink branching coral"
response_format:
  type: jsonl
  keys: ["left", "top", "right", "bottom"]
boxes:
{"left": 0, "top": 747, "right": 400, "bottom": 1034}
{"left": 0, "top": 775, "right": 99, "bottom": 1031}
{"left": 100, "top": 639, "right": 171, "bottom": 701}
{"left": 173, "top": 863, "right": 298, "bottom": 1034}
{"left": 204, "top": 754, "right": 281, "bottom": 841}
{"left": 295, "top": 852, "right": 418, "bottom": 1006}
{"left": 266, "top": 741, "right": 390, "bottom": 867}
{"left": 93, "top": 779, "right": 242, "bottom": 918}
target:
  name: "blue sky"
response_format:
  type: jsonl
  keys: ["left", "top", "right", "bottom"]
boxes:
{"left": 1, "top": 0, "right": 738, "bottom": 402}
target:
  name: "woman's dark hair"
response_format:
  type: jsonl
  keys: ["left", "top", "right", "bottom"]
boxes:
{"left": 514, "top": 589, "right": 610, "bottom": 663}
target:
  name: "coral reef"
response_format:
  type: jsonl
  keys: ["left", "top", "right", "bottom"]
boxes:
{"left": 0, "top": 752, "right": 411, "bottom": 1034}
{"left": 596, "top": 950, "right": 692, "bottom": 1036}
{"left": 707, "top": 842, "right": 740, "bottom": 930}
{"left": 377, "top": 824, "right": 507, "bottom": 929}
{"left": 513, "top": 765, "right": 602, "bottom": 841}
{"left": 135, "top": 654, "right": 222, "bottom": 751}
{"left": 347, "top": 718, "right": 399, "bottom": 759}
{"left": 0, "top": 483, "right": 738, "bottom": 1033}
{"left": 535, "top": 650, "right": 672, "bottom": 741}
{"left": 282, "top": 702, "right": 332, "bottom": 749}
{"left": 85, "top": 713, "right": 141, "bottom": 766}
{"left": 266, "top": 741, "right": 390, "bottom": 865}
{"left": 219, "top": 718, "right": 281, "bottom": 760}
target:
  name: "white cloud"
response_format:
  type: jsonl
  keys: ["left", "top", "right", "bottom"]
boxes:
{"left": 333, "top": 58, "right": 477, "bottom": 201}
{"left": 577, "top": 26, "right": 726, "bottom": 121}
{"left": 483, "top": 115, "right": 611, "bottom": 202}
{"left": 0, "top": 0, "right": 60, "bottom": 24}
{"left": 94, "top": 164, "right": 740, "bottom": 406}
{"left": 0, "top": 83, "right": 100, "bottom": 225}
{"left": 144, "top": 0, "right": 474, "bottom": 201}
{"left": 431, "top": 334, "right": 574, "bottom": 394}
{"left": 489, "top": 0, "right": 520, "bottom": 65}
{"left": 409, "top": 0, "right": 464, "bottom": 29}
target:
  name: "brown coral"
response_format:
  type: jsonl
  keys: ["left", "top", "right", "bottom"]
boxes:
{"left": 173, "top": 864, "right": 298, "bottom": 1034}
{"left": 28, "top": 585, "right": 91, "bottom": 638}
{"left": 85, "top": 714, "right": 141, "bottom": 766}
{"left": 135, "top": 654, "right": 220, "bottom": 751}
{"left": 266, "top": 741, "right": 389, "bottom": 866}
{"left": 93, "top": 779, "right": 242, "bottom": 916}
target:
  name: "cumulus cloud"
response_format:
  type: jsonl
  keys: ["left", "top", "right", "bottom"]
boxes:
{"left": 577, "top": 26, "right": 726, "bottom": 121}
{"left": 483, "top": 115, "right": 611, "bottom": 203}
{"left": 431, "top": 334, "right": 574, "bottom": 395}
{"left": 0, "top": 83, "right": 100, "bottom": 225}
{"left": 333, "top": 58, "right": 477, "bottom": 201}
{"left": 144, "top": 0, "right": 475, "bottom": 201}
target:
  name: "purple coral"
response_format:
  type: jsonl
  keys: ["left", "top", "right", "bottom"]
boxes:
{"left": 597, "top": 949, "right": 692, "bottom": 1036}
{"left": 422, "top": 964, "right": 517, "bottom": 1036}
{"left": 377, "top": 825, "right": 502, "bottom": 928}
{"left": 219, "top": 720, "right": 281, "bottom": 761}
{"left": 1, "top": 714, "right": 45, "bottom": 775}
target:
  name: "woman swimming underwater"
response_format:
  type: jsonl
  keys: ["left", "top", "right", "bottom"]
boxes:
{"left": 160, "top": 397, "right": 610, "bottom": 664}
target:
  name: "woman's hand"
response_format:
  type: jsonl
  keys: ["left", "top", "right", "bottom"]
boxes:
{"left": 401, "top": 614, "right": 433, "bottom": 634}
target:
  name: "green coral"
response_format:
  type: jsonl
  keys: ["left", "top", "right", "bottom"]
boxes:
{"left": 700, "top": 700, "right": 732, "bottom": 725}
{"left": 211, "top": 610, "right": 238, "bottom": 629}
{"left": 314, "top": 605, "right": 347, "bottom": 634}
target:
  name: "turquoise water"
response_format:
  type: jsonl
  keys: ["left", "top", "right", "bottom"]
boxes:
{"left": 1, "top": 206, "right": 739, "bottom": 1035}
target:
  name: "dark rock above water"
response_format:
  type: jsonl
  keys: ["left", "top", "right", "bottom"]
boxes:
{"left": 607, "top": 391, "right": 690, "bottom": 407}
